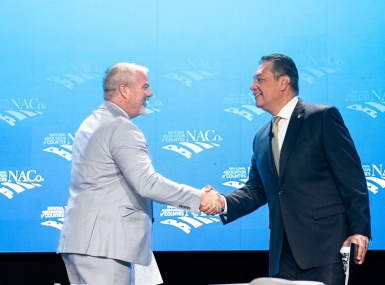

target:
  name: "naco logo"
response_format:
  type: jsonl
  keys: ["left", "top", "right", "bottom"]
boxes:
{"left": 298, "top": 54, "right": 343, "bottom": 84}
{"left": 346, "top": 89, "right": 385, "bottom": 119}
{"left": 223, "top": 93, "right": 265, "bottom": 121}
{"left": 363, "top": 164, "right": 385, "bottom": 194}
{"left": 161, "top": 130, "right": 222, "bottom": 159}
{"left": 163, "top": 58, "right": 221, "bottom": 87}
{"left": 0, "top": 170, "right": 44, "bottom": 199}
{"left": 221, "top": 166, "right": 250, "bottom": 189}
{"left": 145, "top": 96, "right": 163, "bottom": 115}
{"left": 159, "top": 206, "right": 220, "bottom": 234}
{"left": 40, "top": 206, "right": 66, "bottom": 231}
{"left": 0, "top": 98, "right": 45, "bottom": 127}
{"left": 43, "top": 133, "right": 75, "bottom": 161}
{"left": 46, "top": 62, "right": 103, "bottom": 90}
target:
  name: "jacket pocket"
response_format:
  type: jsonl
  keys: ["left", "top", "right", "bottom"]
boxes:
{"left": 312, "top": 203, "right": 346, "bottom": 220}
{"left": 293, "top": 140, "right": 314, "bottom": 149}
{"left": 118, "top": 206, "right": 135, "bottom": 217}
{"left": 118, "top": 205, "right": 147, "bottom": 217}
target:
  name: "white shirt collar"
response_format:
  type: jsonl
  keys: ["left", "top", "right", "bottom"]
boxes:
{"left": 276, "top": 96, "right": 299, "bottom": 120}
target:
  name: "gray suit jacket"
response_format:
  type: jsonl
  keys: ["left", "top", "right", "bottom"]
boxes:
{"left": 57, "top": 102, "right": 201, "bottom": 266}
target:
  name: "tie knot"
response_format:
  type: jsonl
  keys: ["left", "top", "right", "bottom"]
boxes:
{"left": 274, "top": 116, "right": 281, "bottom": 125}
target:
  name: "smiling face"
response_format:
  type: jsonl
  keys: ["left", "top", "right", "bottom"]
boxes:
{"left": 250, "top": 61, "right": 293, "bottom": 115}
{"left": 128, "top": 71, "right": 152, "bottom": 118}
{"left": 250, "top": 61, "right": 281, "bottom": 115}
{"left": 117, "top": 71, "right": 153, "bottom": 118}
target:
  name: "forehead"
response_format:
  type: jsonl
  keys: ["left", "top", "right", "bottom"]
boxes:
{"left": 135, "top": 71, "right": 149, "bottom": 83}
{"left": 254, "top": 61, "right": 273, "bottom": 78}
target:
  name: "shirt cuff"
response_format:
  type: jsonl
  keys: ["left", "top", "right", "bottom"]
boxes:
{"left": 220, "top": 195, "right": 228, "bottom": 215}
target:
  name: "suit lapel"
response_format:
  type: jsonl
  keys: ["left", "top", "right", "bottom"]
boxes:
{"left": 279, "top": 99, "right": 305, "bottom": 181}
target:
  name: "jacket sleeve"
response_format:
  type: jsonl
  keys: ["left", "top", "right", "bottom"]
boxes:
{"left": 110, "top": 120, "right": 202, "bottom": 213}
{"left": 221, "top": 136, "right": 267, "bottom": 224}
{"left": 322, "top": 106, "right": 371, "bottom": 239}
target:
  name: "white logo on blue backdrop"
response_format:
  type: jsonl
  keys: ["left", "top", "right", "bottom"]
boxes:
{"left": 346, "top": 90, "right": 385, "bottom": 118}
{"left": 363, "top": 164, "right": 385, "bottom": 194}
{"left": 163, "top": 59, "right": 221, "bottom": 87}
{"left": 43, "top": 133, "right": 75, "bottom": 161}
{"left": 0, "top": 98, "right": 45, "bottom": 127}
{"left": 221, "top": 166, "right": 250, "bottom": 189}
{"left": 159, "top": 206, "right": 220, "bottom": 234}
{"left": 161, "top": 130, "right": 222, "bottom": 159}
{"left": 223, "top": 93, "right": 265, "bottom": 121}
{"left": 40, "top": 206, "right": 66, "bottom": 231}
{"left": 0, "top": 170, "right": 44, "bottom": 199}
{"left": 297, "top": 55, "right": 343, "bottom": 84}
{"left": 146, "top": 95, "right": 163, "bottom": 114}
{"left": 46, "top": 62, "right": 103, "bottom": 90}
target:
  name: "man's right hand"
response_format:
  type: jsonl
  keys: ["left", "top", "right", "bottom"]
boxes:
{"left": 200, "top": 185, "right": 225, "bottom": 215}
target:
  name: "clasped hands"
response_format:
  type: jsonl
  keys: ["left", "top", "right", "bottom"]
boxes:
{"left": 199, "top": 185, "right": 225, "bottom": 215}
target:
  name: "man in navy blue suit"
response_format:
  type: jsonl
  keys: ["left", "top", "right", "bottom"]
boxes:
{"left": 202, "top": 53, "right": 371, "bottom": 285}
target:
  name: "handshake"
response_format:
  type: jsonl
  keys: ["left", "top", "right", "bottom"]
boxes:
{"left": 199, "top": 185, "right": 225, "bottom": 216}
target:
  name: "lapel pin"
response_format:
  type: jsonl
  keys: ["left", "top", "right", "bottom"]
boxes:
{"left": 298, "top": 115, "right": 301, "bottom": 118}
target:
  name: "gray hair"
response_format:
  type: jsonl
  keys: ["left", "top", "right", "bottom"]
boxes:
{"left": 103, "top": 63, "right": 149, "bottom": 100}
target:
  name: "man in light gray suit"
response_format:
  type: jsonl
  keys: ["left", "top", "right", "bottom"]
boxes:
{"left": 57, "top": 63, "right": 222, "bottom": 285}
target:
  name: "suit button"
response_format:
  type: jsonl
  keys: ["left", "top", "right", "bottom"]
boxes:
{"left": 278, "top": 191, "right": 283, "bottom": 195}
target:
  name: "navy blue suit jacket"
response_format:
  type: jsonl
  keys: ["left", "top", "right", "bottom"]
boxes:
{"left": 221, "top": 99, "right": 371, "bottom": 276}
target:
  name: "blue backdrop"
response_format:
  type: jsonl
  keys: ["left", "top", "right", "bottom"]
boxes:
{"left": 1, "top": 0, "right": 384, "bottom": 252}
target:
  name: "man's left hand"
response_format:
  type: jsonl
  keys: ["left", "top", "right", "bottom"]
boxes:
{"left": 341, "top": 234, "right": 369, "bottom": 264}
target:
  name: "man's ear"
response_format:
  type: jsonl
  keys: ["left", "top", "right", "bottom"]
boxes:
{"left": 279, "top": 75, "right": 290, "bottom": 91}
{"left": 119, "top": 84, "right": 131, "bottom": 100}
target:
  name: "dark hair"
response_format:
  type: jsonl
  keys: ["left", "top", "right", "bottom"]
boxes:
{"left": 259, "top": 53, "right": 299, "bottom": 94}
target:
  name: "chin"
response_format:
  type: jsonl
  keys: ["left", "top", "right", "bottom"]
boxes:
{"left": 255, "top": 99, "right": 264, "bottom": 108}
{"left": 140, "top": 107, "right": 148, "bottom": 115}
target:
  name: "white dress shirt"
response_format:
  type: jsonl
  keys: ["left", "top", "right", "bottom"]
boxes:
{"left": 275, "top": 96, "right": 298, "bottom": 151}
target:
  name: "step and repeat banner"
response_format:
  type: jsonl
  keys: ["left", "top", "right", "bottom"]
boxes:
{"left": 1, "top": 0, "right": 384, "bottom": 252}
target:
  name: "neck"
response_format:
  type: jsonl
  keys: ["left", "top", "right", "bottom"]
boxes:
{"left": 107, "top": 98, "right": 133, "bottom": 118}
{"left": 271, "top": 91, "right": 296, "bottom": 115}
